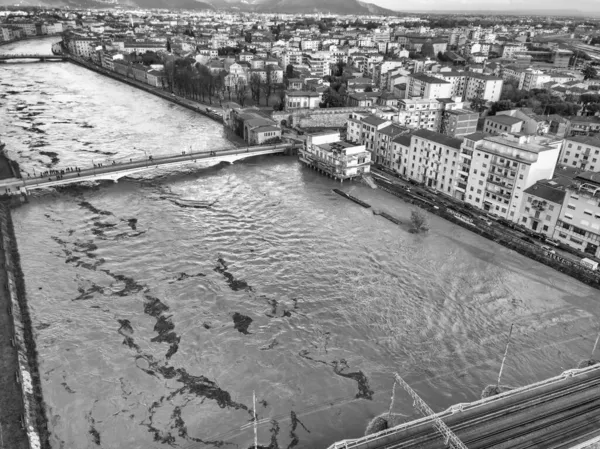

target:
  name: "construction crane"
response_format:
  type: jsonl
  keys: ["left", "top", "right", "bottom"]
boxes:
{"left": 393, "top": 373, "right": 468, "bottom": 449}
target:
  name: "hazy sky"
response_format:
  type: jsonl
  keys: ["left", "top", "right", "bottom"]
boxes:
{"left": 370, "top": 0, "right": 600, "bottom": 13}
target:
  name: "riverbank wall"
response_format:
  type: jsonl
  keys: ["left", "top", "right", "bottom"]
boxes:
{"left": 374, "top": 177, "right": 600, "bottom": 291}
{"left": 0, "top": 34, "right": 61, "bottom": 47}
{"left": 66, "top": 56, "right": 225, "bottom": 124}
{"left": 0, "top": 202, "right": 50, "bottom": 449}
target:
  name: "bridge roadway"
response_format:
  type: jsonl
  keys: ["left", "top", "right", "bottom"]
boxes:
{"left": 0, "top": 143, "right": 294, "bottom": 195}
{"left": 329, "top": 365, "right": 600, "bottom": 449}
{"left": 0, "top": 53, "right": 67, "bottom": 61}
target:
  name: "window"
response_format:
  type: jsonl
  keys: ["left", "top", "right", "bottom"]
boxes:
{"left": 483, "top": 164, "right": 487, "bottom": 168}
{"left": 563, "top": 158, "right": 568, "bottom": 163}
{"left": 519, "top": 174, "right": 524, "bottom": 180}
{"left": 585, "top": 210, "right": 593, "bottom": 216}
{"left": 522, "top": 217, "right": 527, "bottom": 223}
{"left": 549, "top": 205, "right": 554, "bottom": 211}
{"left": 567, "top": 204, "right": 576, "bottom": 210}
{"left": 565, "top": 213, "right": 573, "bottom": 219}
{"left": 484, "top": 154, "right": 489, "bottom": 159}
{"left": 477, "top": 189, "right": 482, "bottom": 194}
{"left": 527, "top": 197, "right": 532, "bottom": 203}
{"left": 525, "top": 207, "right": 530, "bottom": 212}
{"left": 479, "top": 180, "right": 483, "bottom": 186}
{"left": 566, "top": 151, "right": 571, "bottom": 156}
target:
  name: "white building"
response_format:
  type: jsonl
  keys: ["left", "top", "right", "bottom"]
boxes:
{"left": 407, "top": 73, "right": 452, "bottom": 100}
{"left": 460, "top": 133, "right": 562, "bottom": 220}
{"left": 554, "top": 171, "right": 600, "bottom": 258}
{"left": 559, "top": 136, "right": 600, "bottom": 172}
{"left": 300, "top": 131, "right": 371, "bottom": 181}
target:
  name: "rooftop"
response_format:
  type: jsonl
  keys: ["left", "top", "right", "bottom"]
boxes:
{"left": 486, "top": 115, "right": 524, "bottom": 126}
{"left": 361, "top": 115, "right": 389, "bottom": 127}
{"left": 412, "top": 129, "right": 463, "bottom": 150}
{"left": 565, "top": 135, "right": 600, "bottom": 147}
{"left": 410, "top": 73, "right": 450, "bottom": 84}
{"left": 524, "top": 181, "right": 566, "bottom": 204}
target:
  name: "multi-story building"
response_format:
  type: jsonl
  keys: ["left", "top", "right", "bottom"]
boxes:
{"left": 559, "top": 136, "right": 600, "bottom": 171}
{"left": 432, "top": 72, "right": 503, "bottom": 102}
{"left": 406, "top": 73, "right": 452, "bottom": 100}
{"left": 300, "top": 131, "right": 371, "bottom": 181}
{"left": 396, "top": 99, "right": 442, "bottom": 131}
{"left": 440, "top": 109, "right": 479, "bottom": 138}
{"left": 372, "top": 124, "right": 410, "bottom": 167}
{"left": 554, "top": 171, "right": 600, "bottom": 257}
{"left": 391, "top": 135, "right": 412, "bottom": 175}
{"left": 464, "top": 73, "right": 503, "bottom": 103}
{"left": 65, "top": 36, "right": 99, "bottom": 58}
{"left": 460, "top": 133, "right": 562, "bottom": 220}
{"left": 347, "top": 113, "right": 392, "bottom": 154}
{"left": 483, "top": 115, "right": 524, "bottom": 135}
{"left": 402, "top": 129, "right": 463, "bottom": 194}
{"left": 501, "top": 66, "right": 550, "bottom": 91}
{"left": 518, "top": 179, "right": 567, "bottom": 238}
{"left": 284, "top": 91, "right": 322, "bottom": 110}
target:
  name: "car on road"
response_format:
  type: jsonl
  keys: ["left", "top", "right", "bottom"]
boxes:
{"left": 540, "top": 245, "right": 556, "bottom": 254}
{"left": 544, "top": 238, "right": 560, "bottom": 247}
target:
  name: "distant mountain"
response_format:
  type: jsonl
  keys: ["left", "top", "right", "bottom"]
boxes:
{"left": 212, "top": 0, "right": 396, "bottom": 15}
{"left": 0, "top": 0, "right": 215, "bottom": 10}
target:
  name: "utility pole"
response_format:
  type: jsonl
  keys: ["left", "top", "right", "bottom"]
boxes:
{"left": 394, "top": 373, "right": 468, "bottom": 449}
{"left": 253, "top": 391, "right": 258, "bottom": 449}
{"left": 590, "top": 331, "right": 600, "bottom": 360}
{"left": 496, "top": 323, "right": 514, "bottom": 390}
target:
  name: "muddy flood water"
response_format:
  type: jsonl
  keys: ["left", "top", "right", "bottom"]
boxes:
{"left": 2, "top": 39, "right": 600, "bottom": 449}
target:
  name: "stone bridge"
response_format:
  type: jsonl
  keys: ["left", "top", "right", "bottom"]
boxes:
{"left": 0, "top": 143, "right": 296, "bottom": 196}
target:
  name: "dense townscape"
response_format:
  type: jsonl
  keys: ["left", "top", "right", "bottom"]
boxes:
{"left": 7, "top": 7, "right": 598, "bottom": 258}
{"left": 3, "top": 4, "right": 600, "bottom": 449}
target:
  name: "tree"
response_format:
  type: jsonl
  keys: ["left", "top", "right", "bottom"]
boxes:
{"left": 583, "top": 65, "right": 598, "bottom": 80}
{"left": 249, "top": 72, "right": 263, "bottom": 104}
{"left": 236, "top": 81, "right": 249, "bottom": 107}
{"left": 262, "top": 66, "right": 276, "bottom": 106}
{"left": 364, "top": 85, "right": 373, "bottom": 92}
{"left": 286, "top": 64, "right": 294, "bottom": 79}
{"left": 410, "top": 210, "right": 429, "bottom": 234}
{"left": 166, "top": 39, "right": 171, "bottom": 53}
{"left": 319, "top": 88, "right": 344, "bottom": 108}
{"left": 468, "top": 83, "right": 487, "bottom": 113}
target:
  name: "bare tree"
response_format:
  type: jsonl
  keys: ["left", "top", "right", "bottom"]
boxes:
{"left": 410, "top": 209, "right": 429, "bottom": 233}
{"left": 250, "top": 72, "right": 263, "bottom": 105}
{"left": 261, "top": 65, "right": 276, "bottom": 106}
{"left": 236, "top": 81, "right": 249, "bottom": 107}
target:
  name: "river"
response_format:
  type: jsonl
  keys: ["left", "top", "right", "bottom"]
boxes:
{"left": 2, "top": 38, "right": 600, "bottom": 449}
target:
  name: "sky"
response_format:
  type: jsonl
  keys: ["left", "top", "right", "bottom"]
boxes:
{"left": 369, "top": 0, "right": 600, "bottom": 13}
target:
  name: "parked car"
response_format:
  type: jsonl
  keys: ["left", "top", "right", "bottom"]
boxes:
{"left": 540, "top": 245, "right": 556, "bottom": 254}
{"left": 520, "top": 236, "right": 535, "bottom": 244}
{"left": 544, "top": 238, "right": 560, "bottom": 247}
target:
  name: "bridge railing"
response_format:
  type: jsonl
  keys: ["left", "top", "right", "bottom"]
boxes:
{"left": 20, "top": 143, "right": 295, "bottom": 186}
{"left": 326, "top": 364, "right": 600, "bottom": 449}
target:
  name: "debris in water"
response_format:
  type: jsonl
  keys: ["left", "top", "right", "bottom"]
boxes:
{"left": 232, "top": 312, "right": 253, "bottom": 334}
{"left": 214, "top": 257, "right": 252, "bottom": 291}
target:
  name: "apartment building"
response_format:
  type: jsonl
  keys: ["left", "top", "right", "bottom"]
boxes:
{"left": 518, "top": 179, "right": 567, "bottom": 238}
{"left": 440, "top": 109, "right": 479, "bottom": 138}
{"left": 300, "top": 131, "right": 371, "bottom": 181}
{"left": 460, "top": 133, "right": 561, "bottom": 220}
{"left": 502, "top": 66, "right": 550, "bottom": 91}
{"left": 559, "top": 136, "right": 600, "bottom": 171}
{"left": 464, "top": 73, "right": 503, "bottom": 102}
{"left": 554, "top": 171, "right": 600, "bottom": 258}
{"left": 402, "top": 129, "right": 463, "bottom": 195}
{"left": 347, "top": 113, "right": 392, "bottom": 153}
{"left": 432, "top": 72, "right": 503, "bottom": 102}
{"left": 483, "top": 115, "right": 524, "bottom": 135}
{"left": 65, "top": 36, "right": 99, "bottom": 58}
{"left": 372, "top": 124, "right": 410, "bottom": 167}
{"left": 396, "top": 99, "right": 442, "bottom": 131}
{"left": 407, "top": 73, "right": 452, "bottom": 100}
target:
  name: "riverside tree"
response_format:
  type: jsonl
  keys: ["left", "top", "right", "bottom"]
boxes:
{"left": 410, "top": 209, "right": 429, "bottom": 234}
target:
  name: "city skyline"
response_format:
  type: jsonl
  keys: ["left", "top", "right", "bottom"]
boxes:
{"left": 369, "top": 0, "right": 600, "bottom": 14}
